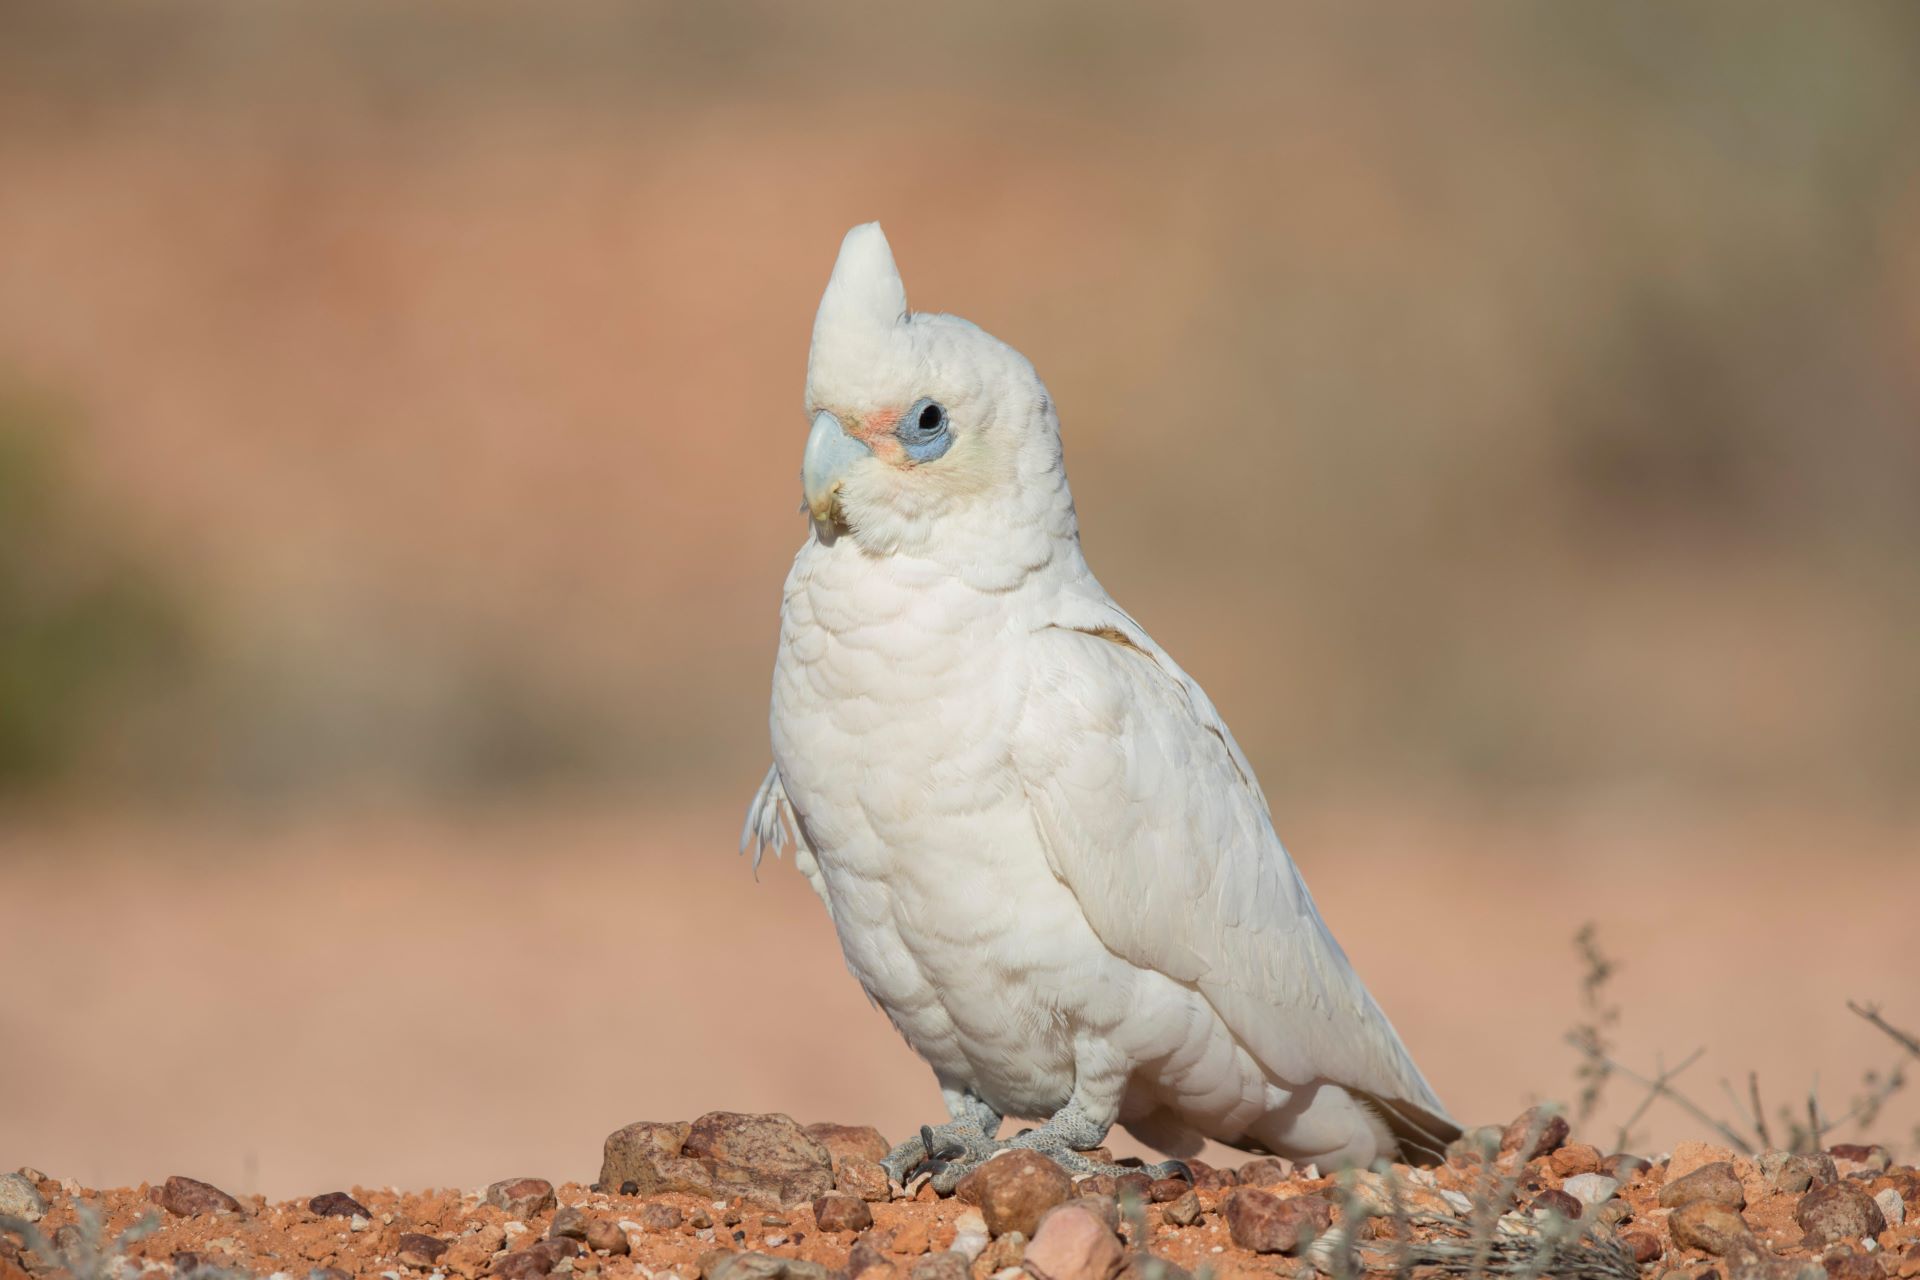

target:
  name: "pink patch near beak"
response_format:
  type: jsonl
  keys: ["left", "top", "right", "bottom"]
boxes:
{"left": 854, "top": 408, "right": 907, "bottom": 465}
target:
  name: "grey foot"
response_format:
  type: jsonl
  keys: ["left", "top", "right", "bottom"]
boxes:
{"left": 880, "top": 1118, "right": 998, "bottom": 1186}
{"left": 909, "top": 1126, "right": 1192, "bottom": 1195}
{"left": 1007, "top": 1129, "right": 1193, "bottom": 1186}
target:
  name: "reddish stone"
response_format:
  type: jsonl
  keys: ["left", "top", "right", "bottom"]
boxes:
{"left": 813, "top": 1192, "right": 874, "bottom": 1233}
{"left": 1234, "top": 1158, "right": 1292, "bottom": 1187}
{"left": 1224, "top": 1189, "right": 1330, "bottom": 1255}
{"left": 1022, "top": 1204, "right": 1122, "bottom": 1280}
{"left": 395, "top": 1233, "right": 448, "bottom": 1270}
{"left": 485, "top": 1178, "right": 557, "bottom": 1219}
{"left": 1668, "top": 1203, "right": 1753, "bottom": 1257}
{"left": 1530, "top": 1188, "right": 1582, "bottom": 1219}
{"left": 308, "top": 1191, "right": 370, "bottom": 1219}
{"left": 959, "top": 1151, "right": 1072, "bottom": 1238}
{"left": 1620, "top": 1231, "right": 1663, "bottom": 1264}
{"left": 584, "top": 1218, "right": 629, "bottom": 1254}
{"left": 158, "top": 1176, "right": 243, "bottom": 1218}
{"left": 1498, "top": 1107, "right": 1569, "bottom": 1160}
{"left": 1797, "top": 1183, "right": 1887, "bottom": 1247}
{"left": 804, "top": 1123, "right": 892, "bottom": 1167}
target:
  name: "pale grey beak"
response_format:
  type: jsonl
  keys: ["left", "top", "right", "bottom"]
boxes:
{"left": 802, "top": 410, "right": 870, "bottom": 526}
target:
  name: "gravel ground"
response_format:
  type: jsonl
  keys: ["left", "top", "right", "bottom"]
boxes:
{"left": 5, "top": 1110, "right": 1917, "bottom": 1280}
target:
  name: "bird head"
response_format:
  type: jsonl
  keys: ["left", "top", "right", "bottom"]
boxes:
{"left": 800, "top": 223, "right": 1073, "bottom": 561}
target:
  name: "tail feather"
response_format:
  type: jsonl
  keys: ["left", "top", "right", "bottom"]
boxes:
{"left": 1352, "top": 1089, "right": 1461, "bottom": 1166}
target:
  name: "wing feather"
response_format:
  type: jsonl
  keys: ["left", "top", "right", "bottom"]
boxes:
{"left": 1015, "top": 599, "right": 1453, "bottom": 1127}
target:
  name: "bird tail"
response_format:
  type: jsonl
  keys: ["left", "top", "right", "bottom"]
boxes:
{"left": 1351, "top": 1089, "right": 1462, "bottom": 1166}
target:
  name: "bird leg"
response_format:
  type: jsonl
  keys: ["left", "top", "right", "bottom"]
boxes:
{"left": 879, "top": 1089, "right": 1003, "bottom": 1186}
{"left": 891, "top": 1095, "right": 1192, "bottom": 1194}
{"left": 1003, "top": 1099, "right": 1192, "bottom": 1186}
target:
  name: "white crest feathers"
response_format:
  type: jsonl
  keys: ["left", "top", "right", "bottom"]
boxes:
{"left": 807, "top": 222, "right": 910, "bottom": 410}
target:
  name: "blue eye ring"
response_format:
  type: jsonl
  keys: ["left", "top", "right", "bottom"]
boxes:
{"left": 898, "top": 397, "right": 953, "bottom": 463}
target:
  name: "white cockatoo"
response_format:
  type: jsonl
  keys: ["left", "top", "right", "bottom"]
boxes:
{"left": 744, "top": 223, "right": 1458, "bottom": 1186}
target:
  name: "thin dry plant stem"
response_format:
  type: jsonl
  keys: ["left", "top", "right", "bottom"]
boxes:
{"left": 1850, "top": 1002, "right": 1920, "bottom": 1060}
{"left": 1562, "top": 1036, "right": 1756, "bottom": 1155}
{"left": 1748, "top": 1072, "right": 1774, "bottom": 1151}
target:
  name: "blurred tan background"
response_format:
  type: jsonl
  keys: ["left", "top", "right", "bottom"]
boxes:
{"left": 2, "top": 3, "right": 1918, "bottom": 1198}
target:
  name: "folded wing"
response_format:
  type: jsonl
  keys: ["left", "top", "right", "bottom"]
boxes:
{"left": 1013, "top": 597, "right": 1456, "bottom": 1156}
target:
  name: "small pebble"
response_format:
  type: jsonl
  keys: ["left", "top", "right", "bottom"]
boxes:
{"left": 1561, "top": 1174, "right": 1620, "bottom": 1208}
{"left": 309, "top": 1192, "right": 371, "bottom": 1220}
{"left": 973, "top": 1232, "right": 1028, "bottom": 1278}
{"left": 1799, "top": 1182, "right": 1889, "bottom": 1246}
{"left": 1530, "top": 1189, "right": 1582, "bottom": 1220}
{"left": 958, "top": 1151, "right": 1071, "bottom": 1238}
{"left": 950, "top": 1209, "right": 991, "bottom": 1262}
{"left": 1163, "top": 1191, "right": 1202, "bottom": 1228}
{"left": 393, "top": 1234, "right": 446, "bottom": 1270}
{"left": 1665, "top": 1141, "right": 1737, "bottom": 1183}
{"left": 1874, "top": 1187, "right": 1905, "bottom": 1227}
{"left": 1022, "top": 1204, "right": 1121, "bottom": 1280}
{"left": 836, "top": 1158, "right": 891, "bottom": 1203}
{"left": 1233, "top": 1158, "right": 1291, "bottom": 1187}
{"left": 1829, "top": 1146, "right": 1891, "bottom": 1172}
{"left": 1498, "top": 1106, "right": 1569, "bottom": 1160}
{"left": 157, "top": 1175, "right": 244, "bottom": 1218}
{"left": 1763, "top": 1152, "right": 1838, "bottom": 1196}
{"left": 1621, "top": 1231, "right": 1663, "bottom": 1265}
{"left": 906, "top": 1254, "right": 970, "bottom": 1280}
{"left": 0, "top": 1173, "right": 47, "bottom": 1223}
{"left": 488, "top": 1178, "right": 558, "bottom": 1220}
{"left": 1600, "top": 1153, "right": 1650, "bottom": 1182}
{"left": 1187, "top": 1161, "right": 1236, "bottom": 1190}
{"left": 812, "top": 1192, "right": 873, "bottom": 1233}
{"left": 1668, "top": 1203, "right": 1753, "bottom": 1257}
{"left": 550, "top": 1207, "right": 588, "bottom": 1240}
{"left": 1659, "top": 1162, "right": 1746, "bottom": 1213}
{"left": 1224, "top": 1189, "right": 1330, "bottom": 1255}
{"left": 1548, "top": 1145, "right": 1603, "bottom": 1178}
{"left": 1823, "top": 1247, "right": 1887, "bottom": 1280}
{"left": 639, "top": 1204, "right": 685, "bottom": 1231}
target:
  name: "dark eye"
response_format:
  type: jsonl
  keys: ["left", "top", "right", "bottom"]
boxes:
{"left": 898, "top": 397, "right": 953, "bottom": 462}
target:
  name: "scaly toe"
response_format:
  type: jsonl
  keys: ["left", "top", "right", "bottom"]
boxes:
{"left": 1140, "top": 1158, "right": 1193, "bottom": 1183}
{"left": 880, "top": 1119, "right": 998, "bottom": 1186}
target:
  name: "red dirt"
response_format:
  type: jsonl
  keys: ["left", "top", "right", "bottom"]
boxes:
{"left": 7, "top": 1135, "right": 1918, "bottom": 1280}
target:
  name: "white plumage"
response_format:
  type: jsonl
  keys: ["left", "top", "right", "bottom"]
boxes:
{"left": 744, "top": 223, "right": 1456, "bottom": 1179}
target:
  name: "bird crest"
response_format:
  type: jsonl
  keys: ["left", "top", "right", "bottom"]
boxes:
{"left": 807, "top": 222, "right": 910, "bottom": 411}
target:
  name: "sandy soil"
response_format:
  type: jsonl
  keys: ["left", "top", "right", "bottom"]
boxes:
{"left": 3, "top": 801, "right": 1916, "bottom": 1202}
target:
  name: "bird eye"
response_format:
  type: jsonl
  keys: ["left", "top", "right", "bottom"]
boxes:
{"left": 897, "top": 398, "right": 953, "bottom": 463}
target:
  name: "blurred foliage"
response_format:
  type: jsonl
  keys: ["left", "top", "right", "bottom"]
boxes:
{"left": 0, "top": 388, "right": 194, "bottom": 791}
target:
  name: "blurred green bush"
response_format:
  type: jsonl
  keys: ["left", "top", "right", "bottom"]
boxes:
{"left": 0, "top": 388, "right": 194, "bottom": 791}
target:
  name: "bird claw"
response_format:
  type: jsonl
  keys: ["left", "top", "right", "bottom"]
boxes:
{"left": 882, "top": 1118, "right": 1194, "bottom": 1194}
{"left": 881, "top": 1119, "right": 997, "bottom": 1187}
{"left": 921, "top": 1124, "right": 968, "bottom": 1162}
